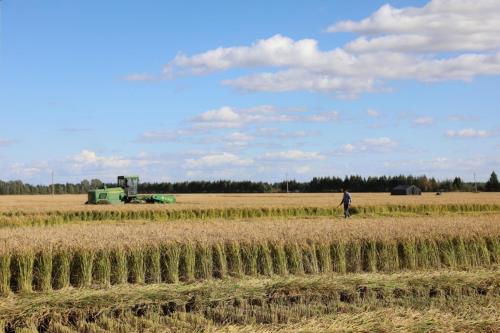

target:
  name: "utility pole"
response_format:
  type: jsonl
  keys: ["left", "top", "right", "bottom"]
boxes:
{"left": 473, "top": 172, "right": 478, "bottom": 193}
{"left": 51, "top": 171, "right": 54, "bottom": 196}
{"left": 285, "top": 172, "right": 289, "bottom": 193}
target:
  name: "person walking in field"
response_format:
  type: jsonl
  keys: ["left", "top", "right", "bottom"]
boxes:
{"left": 339, "top": 189, "right": 352, "bottom": 218}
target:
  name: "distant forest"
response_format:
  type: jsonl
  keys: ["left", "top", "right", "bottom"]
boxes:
{"left": 0, "top": 172, "right": 499, "bottom": 194}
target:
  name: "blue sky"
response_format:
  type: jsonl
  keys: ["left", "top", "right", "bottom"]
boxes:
{"left": 0, "top": 0, "right": 499, "bottom": 184}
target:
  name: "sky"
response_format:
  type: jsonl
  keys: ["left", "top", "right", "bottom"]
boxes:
{"left": 0, "top": 0, "right": 499, "bottom": 184}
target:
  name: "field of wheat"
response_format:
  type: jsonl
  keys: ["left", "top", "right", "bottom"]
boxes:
{"left": 1, "top": 193, "right": 499, "bottom": 229}
{"left": 1, "top": 192, "right": 500, "bottom": 212}
{"left": 0, "top": 193, "right": 499, "bottom": 332}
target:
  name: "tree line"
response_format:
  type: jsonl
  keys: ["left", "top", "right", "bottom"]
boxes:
{"left": 0, "top": 172, "right": 498, "bottom": 195}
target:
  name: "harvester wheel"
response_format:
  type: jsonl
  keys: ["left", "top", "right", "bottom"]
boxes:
{"left": 129, "top": 199, "right": 145, "bottom": 204}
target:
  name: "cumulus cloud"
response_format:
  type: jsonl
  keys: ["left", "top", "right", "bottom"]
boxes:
{"left": 187, "top": 105, "right": 341, "bottom": 129}
{"left": 327, "top": 0, "right": 500, "bottom": 53}
{"left": 294, "top": 165, "right": 311, "bottom": 174}
{"left": 189, "top": 105, "right": 298, "bottom": 129}
{"left": 165, "top": 34, "right": 336, "bottom": 74}
{"left": 383, "top": 154, "right": 500, "bottom": 179}
{"left": 160, "top": 1, "right": 500, "bottom": 97}
{"left": 184, "top": 152, "right": 253, "bottom": 169}
{"left": 261, "top": 150, "right": 325, "bottom": 161}
{"left": 413, "top": 116, "right": 434, "bottom": 126}
{"left": 255, "top": 128, "right": 317, "bottom": 139}
{"left": 122, "top": 73, "right": 155, "bottom": 81}
{"left": 138, "top": 130, "right": 187, "bottom": 143}
{"left": 446, "top": 128, "right": 489, "bottom": 138}
{"left": 228, "top": 132, "right": 254, "bottom": 142}
{"left": 367, "top": 109, "right": 380, "bottom": 117}
{"left": 71, "top": 150, "right": 132, "bottom": 169}
{"left": 9, "top": 161, "right": 49, "bottom": 177}
{"left": 448, "top": 115, "right": 479, "bottom": 122}
{"left": 341, "top": 137, "right": 398, "bottom": 153}
{"left": 341, "top": 143, "right": 356, "bottom": 153}
{"left": 222, "top": 132, "right": 255, "bottom": 148}
{"left": 223, "top": 69, "right": 378, "bottom": 98}
{"left": 308, "top": 111, "right": 340, "bottom": 122}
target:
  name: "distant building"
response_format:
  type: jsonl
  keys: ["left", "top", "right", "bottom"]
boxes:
{"left": 391, "top": 185, "right": 422, "bottom": 195}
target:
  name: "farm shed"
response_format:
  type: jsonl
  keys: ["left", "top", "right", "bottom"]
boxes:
{"left": 391, "top": 185, "right": 422, "bottom": 195}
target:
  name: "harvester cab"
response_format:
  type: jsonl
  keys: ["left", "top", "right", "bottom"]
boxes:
{"left": 86, "top": 176, "right": 176, "bottom": 205}
{"left": 117, "top": 175, "right": 138, "bottom": 199}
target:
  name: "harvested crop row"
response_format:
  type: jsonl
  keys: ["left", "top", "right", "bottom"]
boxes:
{"left": 15, "top": 307, "right": 498, "bottom": 333}
{"left": 0, "top": 216, "right": 499, "bottom": 295}
{"left": 1, "top": 270, "right": 498, "bottom": 331}
{"left": 1, "top": 203, "right": 500, "bottom": 228}
{"left": 0, "top": 236, "right": 498, "bottom": 295}
{"left": 1, "top": 215, "right": 499, "bottom": 254}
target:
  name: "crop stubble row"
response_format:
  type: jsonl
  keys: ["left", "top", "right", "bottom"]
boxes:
{"left": 1, "top": 270, "right": 498, "bottom": 332}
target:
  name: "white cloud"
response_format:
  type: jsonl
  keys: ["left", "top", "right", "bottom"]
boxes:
{"left": 223, "top": 132, "right": 255, "bottom": 148}
{"left": 328, "top": 0, "right": 500, "bottom": 53}
{"left": 294, "top": 165, "right": 311, "bottom": 174}
{"left": 413, "top": 116, "right": 434, "bottom": 126}
{"left": 191, "top": 106, "right": 242, "bottom": 128}
{"left": 138, "top": 129, "right": 193, "bottom": 143}
{"left": 341, "top": 143, "right": 356, "bottom": 153}
{"left": 161, "top": 1, "right": 500, "bottom": 97}
{"left": 228, "top": 132, "right": 254, "bottom": 142}
{"left": 2, "top": 150, "right": 180, "bottom": 182}
{"left": 448, "top": 115, "right": 479, "bottom": 122}
{"left": 362, "top": 137, "right": 398, "bottom": 149}
{"left": 71, "top": 150, "right": 132, "bottom": 169}
{"left": 9, "top": 161, "right": 49, "bottom": 177}
{"left": 341, "top": 137, "right": 398, "bottom": 153}
{"left": 308, "top": 111, "right": 340, "bottom": 122}
{"left": 184, "top": 152, "right": 253, "bottom": 169}
{"left": 166, "top": 34, "right": 337, "bottom": 74}
{"left": 189, "top": 105, "right": 298, "bottom": 129}
{"left": 367, "top": 109, "right": 380, "bottom": 117}
{"left": 122, "top": 73, "right": 155, "bottom": 81}
{"left": 255, "top": 128, "right": 317, "bottom": 139}
{"left": 188, "top": 105, "right": 341, "bottom": 129}
{"left": 261, "top": 150, "right": 325, "bottom": 161}
{"left": 223, "top": 69, "right": 378, "bottom": 98}
{"left": 446, "top": 128, "right": 489, "bottom": 138}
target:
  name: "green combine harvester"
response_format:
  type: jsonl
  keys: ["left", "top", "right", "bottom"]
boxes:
{"left": 86, "top": 176, "right": 176, "bottom": 204}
